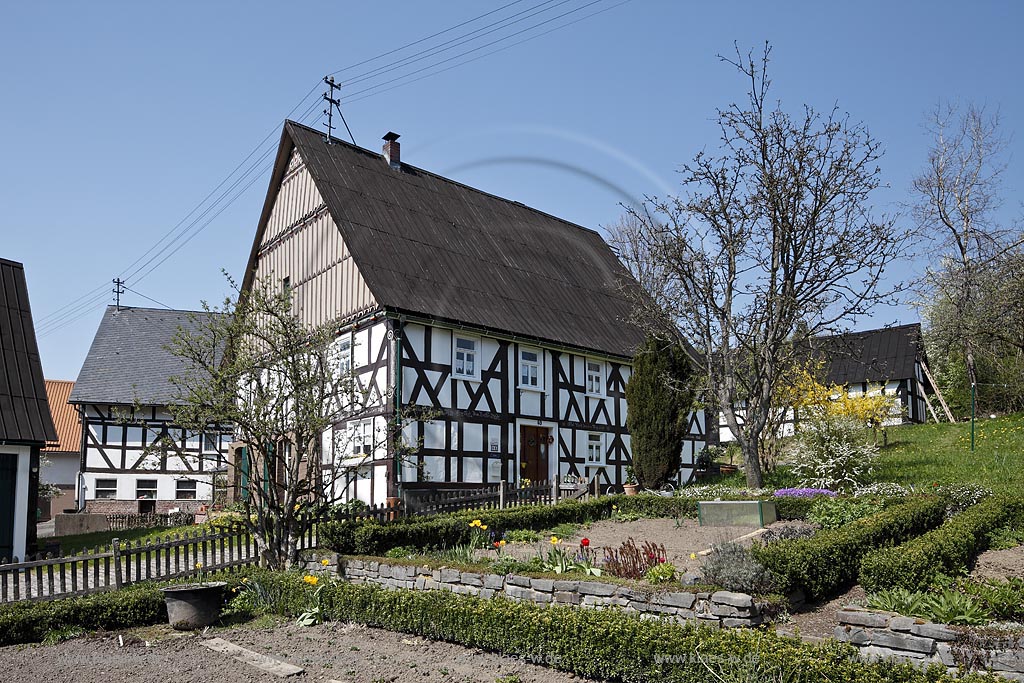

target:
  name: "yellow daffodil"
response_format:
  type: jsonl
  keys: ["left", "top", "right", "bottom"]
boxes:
{"left": 195, "top": 562, "right": 203, "bottom": 569}
{"left": 611, "top": 505, "right": 617, "bottom": 510}
{"left": 498, "top": 540, "right": 507, "bottom": 547}
{"left": 321, "top": 558, "right": 330, "bottom": 566}
{"left": 241, "top": 577, "right": 248, "bottom": 584}
{"left": 303, "top": 575, "right": 319, "bottom": 586}
{"left": 550, "top": 536, "right": 560, "bottom": 545}
{"left": 690, "top": 553, "right": 697, "bottom": 560}
{"left": 470, "top": 519, "right": 482, "bottom": 527}
{"left": 294, "top": 503, "right": 301, "bottom": 511}
{"left": 480, "top": 524, "right": 488, "bottom": 531}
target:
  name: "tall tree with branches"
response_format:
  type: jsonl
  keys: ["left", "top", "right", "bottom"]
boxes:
{"left": 612, "top": 44, "right": 908, "bottom": 488}
{"left": 166, "top": 274, "right": 412, "bottom": 569}
{"left": 912, "top": 103, "right": 1023, "bottom": 412}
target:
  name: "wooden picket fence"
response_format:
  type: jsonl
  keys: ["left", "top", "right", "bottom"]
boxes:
{"left": 106, "top": 512, "right": 196, "bottom": 531}
{"left": 403, "top": 479, "right": 581, "bottom": 516}
{"left": 0, "top": 519, "right": 316, "bottom": 603}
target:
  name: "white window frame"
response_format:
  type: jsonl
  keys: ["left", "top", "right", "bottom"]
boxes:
{"left": 338, "top": 335, "right": 353, "bottom": 376}
{"left": 519, "top": 347, "right": 543, "bottom": 391}
{"left": 175, "top": 479, "right": 198, "bottom": 500}
{"left": 453, "top": 334, "right": 481, "bottom": 381}
{"left": 586, "top": 432, "right": 605, "bottom": 466}
{"left": 94, "top": 478, "right": 118, "bottom": 499}
{"left": 348, "top": 419, "right": 374, "bottom": 463}
{"left": 585, "top": 359, "right": 604, "bottom": 396}
{"left": 136, "top": 479, "right": 158, "bottom": 500}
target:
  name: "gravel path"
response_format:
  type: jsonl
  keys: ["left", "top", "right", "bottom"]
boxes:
{"left": 0, "top": 621, "right": 591, "bottom": 683}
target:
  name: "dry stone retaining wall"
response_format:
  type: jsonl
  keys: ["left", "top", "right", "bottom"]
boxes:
{"left": 837, "top": 607, "right": 1024, "bottom": 680}
{"left": 337, "top": 559, "right": 769, "bottom": 628}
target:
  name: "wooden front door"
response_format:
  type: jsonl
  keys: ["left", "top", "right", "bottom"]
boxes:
{"left": 0, "top": 454, "right": 18, "bottom": 560}
{"left": 519, "top": 426, "right": 549, "bottom": 482}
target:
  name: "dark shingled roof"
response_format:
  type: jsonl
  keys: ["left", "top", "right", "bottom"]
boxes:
{"left": 70, "top": 306, "right": 227, "bottom": 406}
{"left": 811, "top": 323, "right": 925, "bottom": 385}
{"left": 0, "top": 258, "right": 57, "bottom": 445}
{"left": 247, "top": 120, "right": 647, "bottom": 358}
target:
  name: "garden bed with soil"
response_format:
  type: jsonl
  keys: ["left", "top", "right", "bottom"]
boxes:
{"left": 0, "top": 621, "right": 591, "bottom": 683}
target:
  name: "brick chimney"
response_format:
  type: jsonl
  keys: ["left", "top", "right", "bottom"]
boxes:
{"left": 382, "top": 132, "right": 401, "bottom": 169}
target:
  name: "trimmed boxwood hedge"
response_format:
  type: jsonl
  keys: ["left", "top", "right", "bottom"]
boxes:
{"left": 859, "top": 495, "right": 1024, "bottom": 592}
{"left": 752, "top": 496, "right": 948, "bottom": 601}
{"left": 0, "top": 585, "right": 166, "bottom": 645}
{"left": 226, "top": 571, "right": 987, "bottom": 682}
{"left": 322, "top": 493, "right": 815, "bottom": 556}
{"left": 0, "top": 570, "right": 254, "bottom": 646}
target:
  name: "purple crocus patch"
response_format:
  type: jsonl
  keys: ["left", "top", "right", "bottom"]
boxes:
{"left": 772, "top": 487, "right": 837, "bottom": 498}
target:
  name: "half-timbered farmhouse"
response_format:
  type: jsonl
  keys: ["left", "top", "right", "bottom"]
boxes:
{"left": 241, "top": 121, "right": 707, "bottom": 506}
{"left": 0, "top": 257, "right": 56, "bottom": 560}
{"left": 719, "top": 323, "right": 934, "bottom": 442}
{"left": 69, "top": 306, "right": 234, "bottom": 513}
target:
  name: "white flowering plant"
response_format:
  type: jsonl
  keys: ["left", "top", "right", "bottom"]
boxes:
{"left": 788, "top": 415, "right": 878, "bottom": 493}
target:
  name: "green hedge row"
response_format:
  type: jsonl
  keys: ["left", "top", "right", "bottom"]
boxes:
{"left": 859, "top": 495, "right": 1024, "bottom": 592}
{"left": 229, "top": 570, "right": 986, "bottom": 683}
{"left": 322, "top": 494, "right": 816, "bottom": 556}
{"left": 0, "top": 585, "right": 165, "bottom": 645}
{"left": 0, "top": 570, "right": 254, "bottom": 646}
{"left": 752, "top": 496, "right": 948, "bottom": 601}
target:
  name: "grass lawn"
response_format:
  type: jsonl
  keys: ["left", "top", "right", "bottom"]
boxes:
{"left": 873, "top": 412, "right": 1024, "bottom": 490}
{"left": 55, "top": 517, "right": 241, "bottom": 555}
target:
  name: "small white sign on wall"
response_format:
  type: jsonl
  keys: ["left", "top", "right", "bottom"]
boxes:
{"left": 489, "top": 438, "right": 499, "bottom": 453}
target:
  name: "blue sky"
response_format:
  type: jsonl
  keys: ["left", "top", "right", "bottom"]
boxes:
{"left": 1, "top": 1, "right": 1021, "bottom": 380}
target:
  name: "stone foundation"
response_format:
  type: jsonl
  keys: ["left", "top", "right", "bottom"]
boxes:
{"left": 84, "top": 499, "right": 209, "bottom": 514}
{"left": 837, "top": 607, "right": 1024, "bottom": 679}
{"left": 337, "top": 559, "right": 770, "bottom": 628}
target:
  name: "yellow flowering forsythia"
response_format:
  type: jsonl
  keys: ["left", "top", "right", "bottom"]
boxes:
{"left": 787, "top": 365, "right": 896, "bottom": 429}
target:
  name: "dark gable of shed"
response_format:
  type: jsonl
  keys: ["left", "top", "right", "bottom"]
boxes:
{"left": 246, "top": 120, "right": 647, "bottom": 359}
{"left": 810, "top": 323, "right": 925, "bottom": 386}
{"left": 0, "top": 258, "right": 57, "bottom": 445}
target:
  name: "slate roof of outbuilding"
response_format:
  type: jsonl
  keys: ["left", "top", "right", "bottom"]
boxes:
{"left": 244, "top": 120, "right": 648, "bottom": 359}
{"left": 69, "top": 306, "right": 227, "bottom": 406}
{"left": 811, "top": 323, "right": 926, "bottom": 386}
{"left": 42, "top": 380, "right": 79, "bottom": 452}
{"left": 0, "top": 257, "right": 57, "bottom": 445}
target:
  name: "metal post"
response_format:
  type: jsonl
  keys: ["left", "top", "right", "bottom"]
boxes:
{"left": 551, "top": 476, "right": 558, "bottom": 505}
{"left": 112, "top": 538, "right": 122, "bottom": 589}
{"left": 499, "top": 480, "right": 506, "bottom": 510}
{"left": 971, "top": 382, "right": 976, "bottom": 452}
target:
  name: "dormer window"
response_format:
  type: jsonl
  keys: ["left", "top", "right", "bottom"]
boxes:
{"left": 453, "top": 335, "right": 479, "bottom": 381}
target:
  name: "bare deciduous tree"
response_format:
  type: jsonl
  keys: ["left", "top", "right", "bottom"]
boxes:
{"left": 166, "top": 274, "right": 416, "bottom": 569}
{"left": 913, "top": 103, "right": 1023, "bottom": 407}
{"left": 612, "top": 44, "right": 908, "bottom": 488}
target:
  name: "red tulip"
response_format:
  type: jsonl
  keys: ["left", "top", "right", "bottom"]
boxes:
{"left": 580, "top": 538, "right": 590, "bottom": 548}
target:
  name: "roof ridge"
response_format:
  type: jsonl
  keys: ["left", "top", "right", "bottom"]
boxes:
{"left": 284, "top": 119, "right": 606, "bottom": 239}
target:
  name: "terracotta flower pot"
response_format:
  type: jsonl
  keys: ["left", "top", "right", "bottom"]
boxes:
{"left": 162, "top": 582, "right": 226, "bottom": 630}
{"left": 623, "top": 483, "right": 639, "bottom": 496}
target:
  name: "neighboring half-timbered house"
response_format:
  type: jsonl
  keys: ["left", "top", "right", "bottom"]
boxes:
{"left": 241, "top": 121, "right": 707, "bottom": 507}
{"left": 718, "top": 323, "right": 933, "bottom": 442}
{"left": 69, "top": 307, "right": 234, "bottom": 513}
{"left": 0, "top": 257, "right": 56, "bottom": 560}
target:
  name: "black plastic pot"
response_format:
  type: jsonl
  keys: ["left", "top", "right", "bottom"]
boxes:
{"left": 161, "top": 581, "right": 226, "bottom": 630}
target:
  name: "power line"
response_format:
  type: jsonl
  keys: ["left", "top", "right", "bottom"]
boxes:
{"left": 36, "top": 0, "right": 624, "bottom": 336}
{"left": 123, "top": 285, "right": 172, "bottom": 310}
{"left": 341, "top": 0, "right": 610, "bottom": 101}
{"left": 344, "top": 0, "right": 631, "bottom": 105}
{"left": 332, "top": 0, "right": 573, "bottom": 87}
